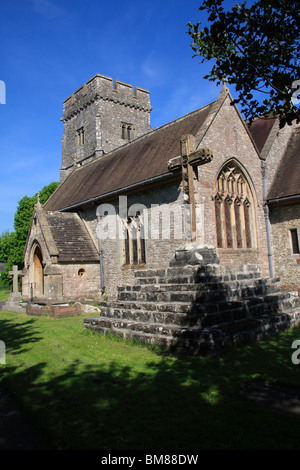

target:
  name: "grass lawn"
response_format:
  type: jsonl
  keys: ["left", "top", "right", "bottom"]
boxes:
{"left": 0, "top": 309, "right": 299, "bottom": 451}
{"left": 0, "top": 285, "right": 11, "bottom": 302}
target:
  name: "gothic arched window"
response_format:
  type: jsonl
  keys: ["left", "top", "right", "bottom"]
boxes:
{"left": 214, "top": 162, "right": 255, "bottom": 249}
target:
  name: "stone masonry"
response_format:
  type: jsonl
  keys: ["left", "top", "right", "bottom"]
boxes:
{"left": 60, "top": 74, "right": 152, "bottom": 181}
{"left": 84, "top": 245, "right": 300, "bottom": 355}
{"left": 269, "top": 203, "right": 300, "bottom": 292}
{"left": 21, "top": 73, "right": 300, "bottom": 355}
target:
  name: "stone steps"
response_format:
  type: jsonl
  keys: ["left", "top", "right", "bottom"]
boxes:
{"left": 85, "top": 291, "right": 300, "bottom": 356}
{"left": 84, "top": 247, "right": 300, "bottom": 355}
{"left": 84, "top": 311, "right": 295, "bottom": 355}
{"left": 134, "top": 264, "right": 261, "bottom": 283}
{"left": 118, "top": 278, "right": 282, "bottom": 299}
{"left": 99, "top": 291, "right": 299, "bottom": 328}
{"left": 115, "top": 283, "right": 286, "bottom": 312}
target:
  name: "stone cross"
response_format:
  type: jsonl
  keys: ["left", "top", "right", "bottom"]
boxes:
{"left": 9, "top": 265, "right": 23, "bottom": 293}
{"left": 168, "top": 134, "right": 213, "bottom": 241}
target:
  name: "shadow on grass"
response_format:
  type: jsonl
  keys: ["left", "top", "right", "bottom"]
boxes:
{"left": 0, "top": 315, "right": 300, "bottom": 451}
{"left": 0, "top": 316, "right": 42, "bottom": 354}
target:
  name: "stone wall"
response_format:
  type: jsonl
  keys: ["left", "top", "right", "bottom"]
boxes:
{"left": 197, "top": 95, "right": 270, "bottom": 277}
{"left": 81, "top": 179, "right": 185, "bottom": 299}
{"left": 269, "top": 203, "right": 300, "bottom": 291}
{"left": 61, "top": 262, "right": 101, "bottom": 301}
{"left": 60, "top": 74, "right": 152, "bottom": 181}
{"left": 22, "top": 212, "right": 58, "bottom": 299}
{"left": 76, "top": 95, "right": 276, "bottom": 299}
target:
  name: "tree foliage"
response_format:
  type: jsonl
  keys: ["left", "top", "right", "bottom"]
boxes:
{"left": 0, "top": 231, "right": 16, "bottom": 263}
{"left": 13, "top": 182, "right": 60, "bottom": 265}
{"left": 188, "top": 0, "right": 300, "bottom": 128}
{"left": 0, "top": 181, "right": 59, "bottom": 285}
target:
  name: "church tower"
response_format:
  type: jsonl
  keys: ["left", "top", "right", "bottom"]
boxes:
{"left": 60, "top": 74, "right": 152, "bottom": 182}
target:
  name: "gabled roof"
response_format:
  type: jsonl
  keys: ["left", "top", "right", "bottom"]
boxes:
{"left": 248, "top": 116, "right": 277, "bottom": 154}
{"left": 26, "top": 203, "right": 99, "bottom": 262}
{"left": 45, "top": 212, "right": 99, "bottom": 262}
{"left": 267, "top": 127, "right": 300, "bottom": 201}
{"left": 44, "top": 97, "right": 222, "bottom": 212}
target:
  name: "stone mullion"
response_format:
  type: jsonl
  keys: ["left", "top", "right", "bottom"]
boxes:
{"left": 215, "top": 196, "right": 223, "bottom": 248}
{"left": 220, "top": 198, "right": 227, "bottom": 249}
{"left": 234, "top": 199, "right": 243, "bottom": 248}
{"left": 243, "top": 200, "right": 252, "bottom": 249}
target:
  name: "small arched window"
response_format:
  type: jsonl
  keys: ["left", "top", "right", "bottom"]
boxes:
{"left": 122, "top": 213, "right": 146, "bottom": 265}
{"left": 215, "top": 162, "right": 255, "bottom": 249}
{"left": 121, "top": 122, "right": 134, "bottom": 141}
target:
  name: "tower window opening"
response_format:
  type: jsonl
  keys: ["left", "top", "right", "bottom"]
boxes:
{"left": 121, "top": 122, "right": 134, "bottom": 141}
{"left": 76, "top": 127, "right": 85, "bottom": 146}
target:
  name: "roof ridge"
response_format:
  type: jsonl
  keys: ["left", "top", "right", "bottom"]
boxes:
{"left": 70, "top": 100, "right": 217, "bottom": 173}
{"left": 44, "top": 96, "right": 220, "bottom": 212}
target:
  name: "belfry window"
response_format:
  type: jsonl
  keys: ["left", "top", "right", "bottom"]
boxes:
{"left": 121, "top": 123, "right": 134, "bottom": 141}
{"left": 76, "top": 127, "right": 85, "bottom": 146}
{"left": 214, "top": 162, "right": 255, "bottom": 249}
{"left": 122, "top": 212, "right": 146, "bottom": 265}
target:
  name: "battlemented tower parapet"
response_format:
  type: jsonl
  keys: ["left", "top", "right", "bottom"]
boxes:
{"left": 62, "top": 74, "right": 152, "bottom": 121}
{"left": 60, "top": 74, "right": 152, "bottom": 182}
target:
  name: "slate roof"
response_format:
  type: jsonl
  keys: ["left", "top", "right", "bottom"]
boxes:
{"left": 248, "top": 116, "right": 277, "bottom": 153}
{"left": 45, "top": 212, "right": 99, "bottom": 262}
{"left": 267, "top": 127, "right": 300, "bottom": 201}
{"left": 44, "top": 100, "right": 217, "bottom": 211}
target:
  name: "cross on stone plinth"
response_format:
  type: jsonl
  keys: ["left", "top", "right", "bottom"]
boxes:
{"left": 9, "top": 265, "right": 23, "bottom": 293}
{"left": 168, "top": 134, "right": 213, "bottom": 241}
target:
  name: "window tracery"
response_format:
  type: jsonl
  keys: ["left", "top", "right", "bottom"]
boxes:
{"left": 214, "top": 162, "right": 255, "bottom": 249}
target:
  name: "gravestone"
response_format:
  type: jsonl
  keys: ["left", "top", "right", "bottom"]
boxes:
{"left": 9, "top": 265, "right": 23, "bottom": 293}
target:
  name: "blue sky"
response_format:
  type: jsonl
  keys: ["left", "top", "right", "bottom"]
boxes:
{"left": 0, "top": 0, "right": 238, "bottom": 234}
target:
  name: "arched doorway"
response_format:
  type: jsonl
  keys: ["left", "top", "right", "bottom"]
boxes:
{"left": 32, "top": 245, "right": 44, "bottom": 297}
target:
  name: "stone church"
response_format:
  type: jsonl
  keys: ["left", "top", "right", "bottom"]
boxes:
{"left": 21, "top": 73, "right": 300, "bottom": 353}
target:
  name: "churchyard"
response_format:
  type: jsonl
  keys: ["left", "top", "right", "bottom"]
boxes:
{"left": 0, "top": 287, "right": 300, "bottom": 450}
{"left": 0, "top": 285, "right": 10, "bottom": 302}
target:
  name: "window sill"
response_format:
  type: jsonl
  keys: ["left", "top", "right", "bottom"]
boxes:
{"left": 121, "top": 263, "right": 147, "bottom": 270}
{"left": 217, "top": 248, "right": 258, "bottom": 253}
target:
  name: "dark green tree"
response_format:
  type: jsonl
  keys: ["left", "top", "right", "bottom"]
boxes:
{"left": 0, "top": 230, "right": 16, "bottom": 263}
{"left": 13, "top": 182, "right": 60, "bottom": 266}
{"left": 188, "top": 0, "right": 300, "bottom": 128}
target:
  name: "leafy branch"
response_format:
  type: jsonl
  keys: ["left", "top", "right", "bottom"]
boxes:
{"left": 188, "top": 0, "right": 300, "bottom": 127}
